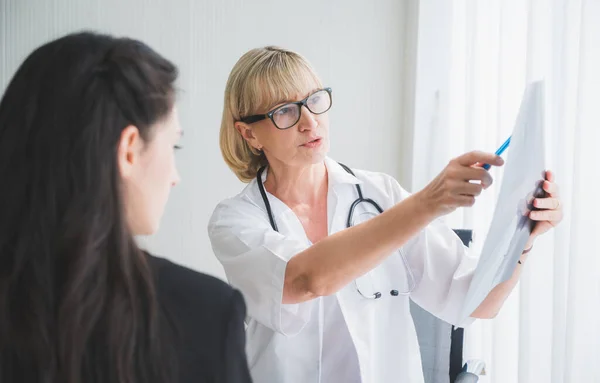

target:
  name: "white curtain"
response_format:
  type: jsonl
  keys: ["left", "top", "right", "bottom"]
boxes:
{"left": 411, "top": 0, "right": 600, "bottom": 382}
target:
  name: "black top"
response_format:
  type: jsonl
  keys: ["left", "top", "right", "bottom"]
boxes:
{"left": 150, "top": 255, "right": 252, "bottom": 383}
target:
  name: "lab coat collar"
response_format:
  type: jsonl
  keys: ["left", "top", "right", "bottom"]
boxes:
{"left": 257, "top": 157, "right": 363, "bottom": 187}
{"left": 324, "top": 157, "right": 363, "bottom": 186}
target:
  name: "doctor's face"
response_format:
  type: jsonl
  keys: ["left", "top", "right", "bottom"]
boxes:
{"left": 240, "top": 87, "right": 331, "bottom": 168}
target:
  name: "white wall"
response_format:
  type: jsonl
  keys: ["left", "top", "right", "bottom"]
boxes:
{"left": 0, "top": 0, "right": 417, "bottom": 279}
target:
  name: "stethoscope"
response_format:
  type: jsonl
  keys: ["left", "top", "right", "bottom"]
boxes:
{"left": 256, "top": 163, "right": 416, "bottom": 299}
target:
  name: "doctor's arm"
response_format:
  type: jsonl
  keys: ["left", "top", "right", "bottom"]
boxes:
{"left": 284, "top": 151, "right": 503, "bottom": 304}
{"left": 470, "top": 171, "right": 563, "bottom": 319}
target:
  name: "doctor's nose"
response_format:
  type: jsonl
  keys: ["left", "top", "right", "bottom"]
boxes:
{"left": 297, "top": 106, "right": 318, "bottom": 132}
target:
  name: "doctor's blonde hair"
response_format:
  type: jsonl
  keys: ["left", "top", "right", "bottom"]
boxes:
{"left": 220, "top": 46, "right": 323, "bottom": 182}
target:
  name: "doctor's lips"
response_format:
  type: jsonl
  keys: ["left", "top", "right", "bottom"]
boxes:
{"left": 300, "top": 137, "right": 323, "bottom": 148}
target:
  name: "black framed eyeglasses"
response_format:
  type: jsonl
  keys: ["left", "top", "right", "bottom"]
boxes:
{"left": 240, "top": 87, "right": 332, "bottom": 130}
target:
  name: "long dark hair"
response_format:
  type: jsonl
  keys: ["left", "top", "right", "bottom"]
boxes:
{"left": 0, "top": 32, "right": 178, "bottom": 382}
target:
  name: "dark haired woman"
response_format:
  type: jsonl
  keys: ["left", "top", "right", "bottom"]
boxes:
{"left": 0, "top": 32, "right": 251, "bottom": 383}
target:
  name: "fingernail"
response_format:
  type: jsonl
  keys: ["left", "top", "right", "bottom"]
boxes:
{"left": 496, "top": 157, "right": 504, "bottom": 165}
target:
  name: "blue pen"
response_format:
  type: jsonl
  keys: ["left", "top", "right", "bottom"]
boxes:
{"left": 482, "top": 136, "right": 511, "bottom": 170}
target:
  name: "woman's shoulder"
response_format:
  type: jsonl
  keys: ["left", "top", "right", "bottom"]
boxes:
{"left": 146, "top": 254, "right": 249, "bottom": 381}
{"left": 148, "top": 254, "right": 243, "bottom": 312}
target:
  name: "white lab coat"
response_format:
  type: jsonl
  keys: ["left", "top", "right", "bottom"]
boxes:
{"left": 208, "top": 157, "right": 478, "bottom": 383}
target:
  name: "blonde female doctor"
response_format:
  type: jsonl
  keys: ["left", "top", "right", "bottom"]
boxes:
{"left": 208, "top": 46, "right": 563, "bottom": 383}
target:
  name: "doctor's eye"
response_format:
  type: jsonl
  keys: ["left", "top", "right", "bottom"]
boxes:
{"left": 308, "top": 95, "right": 321, "bottom": 105}
{"left": 274, "top": 106, "right": 294, "bottom": 116}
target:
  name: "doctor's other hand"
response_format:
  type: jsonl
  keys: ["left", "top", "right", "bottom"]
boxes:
{"left": 417, "top": 151, "right": 504, "bottom": 217}
{"left": 526, "top": 170, "right": 564, "bottom": 246}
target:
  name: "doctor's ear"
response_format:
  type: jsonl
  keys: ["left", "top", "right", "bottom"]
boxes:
{"left": 235, "top": 122, "right": 261, "bottom": 150}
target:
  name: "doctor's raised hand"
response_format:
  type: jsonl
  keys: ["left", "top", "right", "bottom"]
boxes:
{"left": 418, "top": 150, "right": 503, "bottom": 215}
{"left": 208, "top": 46, "right": 562, "bottom": 383}
{"left": 419, "top": 156, "right": 563, "bottom": 255}
{"left": 526, "top": 170, "right": 564, "bottom": 248}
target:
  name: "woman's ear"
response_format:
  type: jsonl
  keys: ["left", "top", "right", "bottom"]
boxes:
{"left": 117, "top": 125, "right": 143, "bottom": 179}
{"left": 235, "top": 122, "right": 262, "bottom": 151}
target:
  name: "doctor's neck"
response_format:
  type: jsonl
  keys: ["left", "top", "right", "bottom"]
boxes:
{"left": 264, "top": 160, "right": 327, "bottom": 205}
